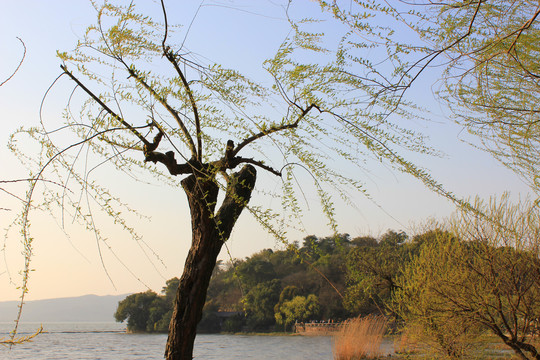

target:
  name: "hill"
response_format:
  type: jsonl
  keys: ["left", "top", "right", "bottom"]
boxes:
{"left": 0, "top": 294, "right": 129, "bottom": 322}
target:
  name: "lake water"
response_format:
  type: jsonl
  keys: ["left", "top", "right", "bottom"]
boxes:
{"left": 0, "top": 322, "right": 335, "bottom": 359}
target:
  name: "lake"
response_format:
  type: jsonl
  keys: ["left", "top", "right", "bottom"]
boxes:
{"left": 1, "top": 322, "right": 335, "bottom": 359}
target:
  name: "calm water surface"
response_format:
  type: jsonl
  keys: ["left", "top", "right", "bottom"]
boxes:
{"left": 1, "top": 323, "right": 334, "bottom": 359}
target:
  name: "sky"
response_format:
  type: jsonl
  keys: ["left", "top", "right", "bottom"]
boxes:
{"left": 0, "top": 0, "right": 533, "bottom": 303}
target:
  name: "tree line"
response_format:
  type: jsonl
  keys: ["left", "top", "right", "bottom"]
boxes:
{"left": 115, "top": 229, "right": 431, "bottom": 333}
{"left": 115, "top": 230, "right": 410, "bottom": 332}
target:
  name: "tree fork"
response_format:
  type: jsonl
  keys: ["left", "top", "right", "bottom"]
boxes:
{"left": 165, "top": 165, "right": 257, "bottom": 360}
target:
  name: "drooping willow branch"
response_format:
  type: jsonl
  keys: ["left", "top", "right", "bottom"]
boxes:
{"left": 61, "top": 65, "right": 150, "bottom": 147}
{"left": 1, "top": 37, "right": 26, "bottom": 87}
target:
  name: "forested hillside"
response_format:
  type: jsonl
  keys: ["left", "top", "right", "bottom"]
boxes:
{"left": 115, "top": 230, "right": 430, "bottom": 333}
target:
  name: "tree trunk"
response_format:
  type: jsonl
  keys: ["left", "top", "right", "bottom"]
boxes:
{"left": 164, "top": 165, "right": 256, "bottom": 360}
{"left": 492, "top": 325, "right": 540, "bottom": 360}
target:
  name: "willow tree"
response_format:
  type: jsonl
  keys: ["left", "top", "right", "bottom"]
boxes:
{"left": 11, "top": 1, "right": 456, "bottom": 359}
{"left": 315, "top": 0, "right": 540, "bottom": 196}
{"left": 394, "top": 196, "right": 540, "bottom": 360}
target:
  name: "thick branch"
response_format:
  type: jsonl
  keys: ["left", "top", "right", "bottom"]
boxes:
{"left": 232, "top": 103, "right": 320, "bottom": 157}
{"left": 229, "top": 157, "right": 281, "bottom": 176}
{"left": 163, "top": 49, "right": 203, "bottom": 162}
{"left": 204, "top": 103, "right": 321, "bottom": 177}
{"left": 126, "top": 66, "right": 198, "bottom": 159}
{"left": 214, "top": 164, "right": 257, "bottom": 236}
{"left": 144, "top": 150, "right": 198, "bottom": 176}
{"left": 159, "top": 1, "right": 201, "bottom": 160}
{"left": 209, "top": 150, "right": 281, "bottom": 177}
{"left": 61, "top": 65, "right": 150, "bottom": 147}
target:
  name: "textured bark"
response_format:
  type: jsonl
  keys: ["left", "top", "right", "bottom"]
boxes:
{"left": 503, "top": 338, "right": 540, "bottom": 360}
{"left": 491, "top": 324, "right": 540, "bottom": 360}
{"left": 164, "top": 165, "right": 256, "bottom": 360}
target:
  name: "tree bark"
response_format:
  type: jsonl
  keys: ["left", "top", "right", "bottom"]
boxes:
{"left": 164, "top": 165, "right": 256, "bottom": 360}
{"left": 491, "top": 324, "right": 540, "bottom": 360}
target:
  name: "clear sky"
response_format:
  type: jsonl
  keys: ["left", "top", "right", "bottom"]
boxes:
{"left": 0, "top": 0, "right": 532, "bottom": 302}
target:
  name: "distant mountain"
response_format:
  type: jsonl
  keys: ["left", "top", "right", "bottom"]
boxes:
{"left": 0, "top": 294, "right": 130, "bottom": 322}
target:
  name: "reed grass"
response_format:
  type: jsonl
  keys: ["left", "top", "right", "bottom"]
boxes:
{"left": 393, "top": 323, "right": 423, "bottom": 356}
{"left": 333, "top": 315, "right": 388, "bottom": 360}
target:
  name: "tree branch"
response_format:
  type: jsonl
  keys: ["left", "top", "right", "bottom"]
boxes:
{"left": 386, "top": 0, "right": 484, "bottom": 109}
{"left": 125, "top": 66, "right": 198, "bottom": 159}
{"left": 61, "top": 65, "right": 150, "bottom": 147}
{"left": 163, "top": 50, "right": 203, "bottom": 162}
{"left": 144, "top": 150, "right": 198, "bottom": 176}
{"left": 508, "top": 5, "right": 540, "bottom": 54}
{"left": 214, "top": 165, "right": 257, "bottom": 235}
{"left": 232, "top": 157, "right": 281, "bottom": 176}
{"left": 1, "top": 37, "right": 26, "bottom": 87}
{"left": 232, "top": 103, "right": 320, "bottom": 157}
{"left": 159, "top": 0, "right": 202, "bottom": 162}
{"left": 208, "top": 155, "right": 280, "bottom": 177}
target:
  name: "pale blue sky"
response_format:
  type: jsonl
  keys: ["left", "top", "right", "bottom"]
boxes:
{"left": 0, "top": 0, "right": 531, "bottom": 302}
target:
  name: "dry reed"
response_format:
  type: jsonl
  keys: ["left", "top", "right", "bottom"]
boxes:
{"left": 333, "top": 315, "right": 388, "bottom": 360}
{"left": 393, "top": 323, "right": 422, "bottom": 355}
